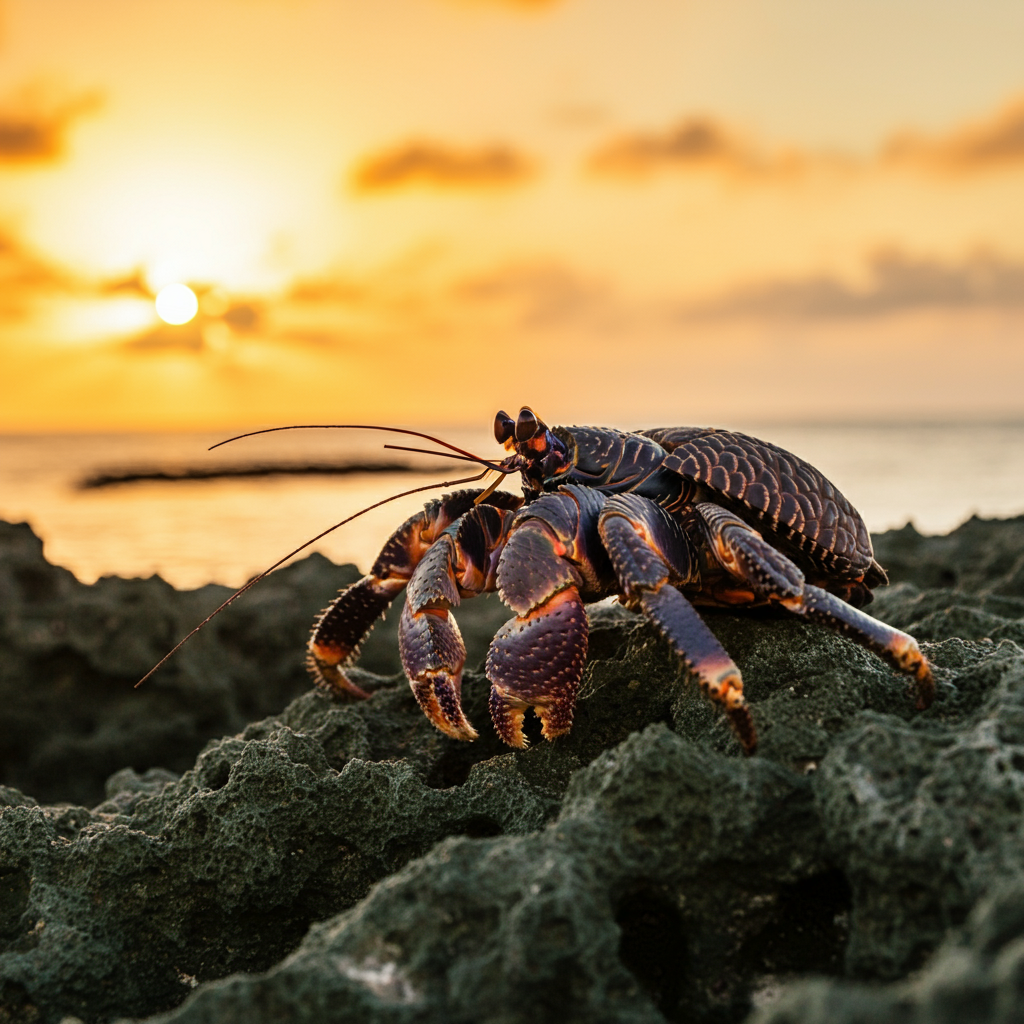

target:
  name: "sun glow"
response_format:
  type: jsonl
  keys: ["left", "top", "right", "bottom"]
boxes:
{"left": 155, "top": 283, "right": 199, "bottom": 325}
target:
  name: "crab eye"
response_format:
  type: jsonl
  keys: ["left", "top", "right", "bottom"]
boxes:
{"left": 515, "top": 407, "right": 543, "bottom": 442}
{"left": 494, "top": 410, "right": 515, "bottom": 445}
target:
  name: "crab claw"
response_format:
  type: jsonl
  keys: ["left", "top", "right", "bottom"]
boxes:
{"left": 399, "top": 601, "right": 478, "bottom": 741}
{"left": 486, "top": 586, "right": 588, "bottom": 747}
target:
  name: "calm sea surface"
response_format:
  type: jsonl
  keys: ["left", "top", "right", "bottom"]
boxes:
{"left": 3, "top": 423, "right": 1024, "bottom": 589}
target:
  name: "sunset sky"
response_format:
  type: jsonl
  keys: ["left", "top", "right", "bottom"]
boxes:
{"left": 2, "top": 0, "right": 1024, "bottom": 431}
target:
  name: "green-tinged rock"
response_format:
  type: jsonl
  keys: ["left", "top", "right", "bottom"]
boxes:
{"left": 871, "top": 514, "right": 1024, "bottom": 597}
{"left": 139, "top": 726, "right": 828, "bottom": 1024}
{"left": 816, "top": 640, "right": 1024, "bottom": 979}
{"left": 0, "top": 521, "right": 510, "bottom": 805}
{"left": 0, "top": 514, "right": 1022, "bottom": 1023}
{"left": 750, "top": 881, "right": 1024, "bottom": 1024}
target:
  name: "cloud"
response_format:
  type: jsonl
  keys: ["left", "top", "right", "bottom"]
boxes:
{"left": 587, "top": 117, "right": 808, "bottom": 179}
{"left": 0, "top": 228, "right": 74, "bottom": 318}
{"left": 287, "top": 270, "right": 426, "bottom": 320}
{"left": 884, "top": 96, "right": 1024, "bottom": 172}
{"left": 684, "top": 249, "right": 1024, "bottom": 320}
{"left": 275, "top": 255, "right": 623, "bottom": 352}
{"left": 591, "top": 96, "right": 1024, "bottom": 183}
{"left": 99, "top": 269, "right": 153, "bottom": 298}
{"left": 455, "top": 262, "right": 619, "bottom": 330}
{"left": 282, "top": 248, "right": 1024, "bottom": 355}
{"left": 121, "top": 321, "right": 206, "bottom": 352}
{"left": 0, "top": 84, "right": 102, "bottom": 163}
{"left": 351, "top": 140, "right": 535, "bottom": 192}
{"left": 454, "top": 250, "right": 1024, "bottom": 331}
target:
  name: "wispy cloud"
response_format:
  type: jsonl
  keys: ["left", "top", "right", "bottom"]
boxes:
{"left": 0, "top": 84, "right": 102, "bottom": 163}
{"left": 455, "top": 261, "right": 619, "bottom": 330}
{"left": 121, "top": 321, "right": 206, "bottom": 352}
{"left": 456, "top": 250, "right": 1024, "bottom": 330}
{"left": 589, "top": 95, "right": 1024, "bottom": 182}
{"left": 684, "top": 249, "right": 1024, "bottom": 320}
{"left": 884, "top": 96, "right": 1024, "bottom": 173}
{"left": 0, "top": 228, "right": 73, "bottom": 318}
{"left": 587, "top": 117, "right": 813, "bottom": 179}
{"left": 271, "top": 246, "right": 1024, "bottom": 353}
{"left": 350, "top": 140, "right": 535, "bottom": 192}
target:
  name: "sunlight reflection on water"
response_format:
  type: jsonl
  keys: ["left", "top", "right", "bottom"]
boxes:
{"left": 2, "top": 423, "right": 1023, "bottom": 589}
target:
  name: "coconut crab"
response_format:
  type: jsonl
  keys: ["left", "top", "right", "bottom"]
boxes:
{"left": 304, "top": 408, "right": 934, "bottom": 753}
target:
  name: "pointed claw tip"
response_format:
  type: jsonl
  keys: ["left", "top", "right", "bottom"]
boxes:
{"left": 489, "top": 686, "right": 529, "bottom": 748}
{"left": 410, "top": 673, "right": 478, "bottom": 742}
{"left": 535, "top": 704, "right": 574, "bottom": 742}
{"left": 435, "top": 720, "right": 480, "bottom": 742}
{"left": 306, "top": 652, "right": 372, "bottom": 700}
{"left": 727, "top": 705, "right": 758, "bottom": 755}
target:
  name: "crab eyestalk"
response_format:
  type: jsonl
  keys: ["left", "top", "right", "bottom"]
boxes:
{"left": 498, "top": 406, "right": 573, "bottom": 490}
{"left": 494, "top": 410, "right": 516, "bottom": 448}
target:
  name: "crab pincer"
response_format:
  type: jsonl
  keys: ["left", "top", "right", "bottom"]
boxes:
{"left": 399, "top": 530, "right": 478, "bottom": 740}
{"left": 487, "top": 585, "right": 589, "bottom": 747}
{"left": 485, "top": 486, "right": 614, "bottom": 746}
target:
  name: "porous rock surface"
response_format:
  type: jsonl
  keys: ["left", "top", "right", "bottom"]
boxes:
{"left": 0, "top": 521, "right": 511, "bottom": 805}
{"left": 0, "top": 515, "right": 1022, "bottom": 1023}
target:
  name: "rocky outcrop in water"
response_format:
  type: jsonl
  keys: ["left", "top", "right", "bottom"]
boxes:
{"left": 1, "top": 515, "right": 1023, "bottom": 1023}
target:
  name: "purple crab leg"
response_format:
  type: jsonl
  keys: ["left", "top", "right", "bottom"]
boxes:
{"left": 598, "top": 494, "right": 757, "bottom": 752}
{"left": 398, "top": 501, "right": 520, "bottom": 740}
{"left": 691, "top": 501, "right": 935, "bottom": 708}
{"left": 787, "top": 586, "right": 935, "bottom": 708}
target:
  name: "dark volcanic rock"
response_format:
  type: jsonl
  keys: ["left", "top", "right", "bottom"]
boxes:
{"left": 750, "top": 880, "right": 1024, "bottom": 1024}
{"left": 0, "top": 515, "right": 1022, "bottom": 1023}
{"left": 0, "top": 521, "right": 510, "bottom": 805}
{"left": 872, "top": 514, "right": 1024, "bottom": 597}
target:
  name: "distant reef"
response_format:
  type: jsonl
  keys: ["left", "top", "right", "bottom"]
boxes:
{"left": 1, "top": 514, "right": 1024, "bottom": 1023}
{"left": 77, "top": 460, "right": 420, "bottom": 489}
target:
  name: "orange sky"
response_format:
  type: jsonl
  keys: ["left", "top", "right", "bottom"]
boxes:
{"left": 2, "top": 0, "right": 1024, "bottom": 430}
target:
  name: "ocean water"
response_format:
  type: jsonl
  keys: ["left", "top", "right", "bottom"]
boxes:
{"left": 2, "top": 422, "right": 1023, "bottom": 589}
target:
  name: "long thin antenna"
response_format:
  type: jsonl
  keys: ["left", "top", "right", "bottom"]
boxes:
{"left": 382, "top": 443, "right": 516, "bottom": 470}
{"left": 135, "top": 468, "right": 489, "bottom": 689}
{"left": 209, "top": 424, "right": 509, "bottom": 473}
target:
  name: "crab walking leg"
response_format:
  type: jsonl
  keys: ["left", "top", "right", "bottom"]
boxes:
{"left": 399, "top": 502, "right": 519, "bottom": 740}
{"left": 692, "top": 502, "right": 935, "bottom": 709}
{"left": 308, "top": 489, "right": 522, "bottom": 701}
{"left": 598, "top": 495, "right": 757, "bottom": 753}
{"left": 487, "top": 487, "right": 611, "bottom": 747}
{"left": 308, "top": 575, "right": 403, "bottom": 699}
{"left": 790, "top": 586, "right": 935, "bottom": 707}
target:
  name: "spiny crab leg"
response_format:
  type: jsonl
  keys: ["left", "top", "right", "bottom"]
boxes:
{"left": 690, "top": 502, "right": 935, "bottom": 710}
{"left": 598, "top": 494, "right": 757, "bottom": 752}
{"left": 307, "top": 489, "right": 521, "bottom": 702}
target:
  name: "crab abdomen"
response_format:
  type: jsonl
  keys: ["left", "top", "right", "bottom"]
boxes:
{"left": 642, "top": 427, "right": 880, "bottom": 585}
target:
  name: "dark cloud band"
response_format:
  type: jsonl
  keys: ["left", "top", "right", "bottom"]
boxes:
{"left": 351, "top": 141, "right": 534, "bottom": 192}
{"left": 0, "top": 86, "right": 102, "bottom": 163}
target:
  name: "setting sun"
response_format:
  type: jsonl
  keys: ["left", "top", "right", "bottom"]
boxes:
{"left": 154, "top": 283, "right": 199, "bottom": 325}
{"left": 2, "top": 0, "right": 1024, "bottom": 430}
